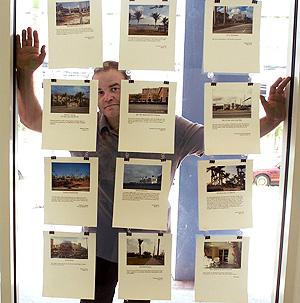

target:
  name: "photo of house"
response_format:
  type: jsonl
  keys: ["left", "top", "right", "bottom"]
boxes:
{"left": 204, "top": 241, "right": 242, "bottom": 269}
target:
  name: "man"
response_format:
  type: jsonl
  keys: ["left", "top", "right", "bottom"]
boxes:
{"left": 16, "top": 27, "right": 290, "bottom": 303}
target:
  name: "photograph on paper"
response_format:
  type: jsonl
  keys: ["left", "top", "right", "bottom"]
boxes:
{"left": 127, "top": 237, "right": 165, "bottom": 266}
{"left": 56, "top": 1, "right": 90, "bottom": 26}
{"left": 51, "top": 237, "right": 89, "bottom": 259}
{"left": 52, "top": 162, "right": 90, "bottom": 192}
{"left": 212, "top": 91, "right": 251, "bottom": 119}
{"left": 51, "top": 85, "right": 90, "bottom": 114}
{"left": 213, "top": 6, "right": 253, "bottom": 34}
{"left": 129, "top": 5, "right": 169, "bottom": 36}
{"left": 204, "top": 241, "right": 242, "bottom": 269}
{"left": 123, "top": 164, "right": 162, "bottom": 191}
{"left": 206, "top": 165, "right": 246, "bottom": 192}
{"left": 129, "top": 86, "right": 169, "bottom": 114}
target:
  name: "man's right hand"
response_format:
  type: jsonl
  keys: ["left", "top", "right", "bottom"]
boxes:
{"left": 16, "top": 27, "right": 46, "bottom": 72}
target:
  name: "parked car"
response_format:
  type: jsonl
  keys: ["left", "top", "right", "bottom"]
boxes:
{"left": 253, "top": 163, "right": 281, "bottom": 186}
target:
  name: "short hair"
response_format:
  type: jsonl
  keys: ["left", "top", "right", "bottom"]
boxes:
{"left": 93, "top": 61, "right": 131, "bottom": 80}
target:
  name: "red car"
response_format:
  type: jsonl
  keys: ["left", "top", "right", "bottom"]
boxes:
{"left": 253, "top": 163, "right": 281, "bottom": 186}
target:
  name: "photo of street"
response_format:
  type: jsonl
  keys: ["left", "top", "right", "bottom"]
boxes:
{"left": 51, "top": 85, "right": 90, "bottom": 114}
{"left": 127, "top": 238, "right": 165, "bottom": 265}
{"left": 52, "top": 162, "right": 90, "bottom": 192}
{"left": 204, "top": 241, "right": 242, "bottom": 269}
{"left": 212, "top": 89, "right": 252, "bottom": 119}
{"left": 129, "top": 87, "right": 169, "bottom": 114}
{"left": 129, "top": 5, "right": 169, "bottom": 36}
{"left": 56, "top": 1, "right": 90, "bottom": 26}
{"left": 206, "top": 165, "right": 246, "bottom": 192}
{"left": 50, "top": 237, "right": 88, "bottom": 259}
{"left": 123, "top": 164, "right": 162, "bottom": 191}
{"left": 213, "top": 6, "right": 253, "bottom": 34}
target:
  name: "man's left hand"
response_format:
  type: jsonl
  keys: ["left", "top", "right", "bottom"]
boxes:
{"left": 260, "top": 77, "right": 291, "bottom": 123}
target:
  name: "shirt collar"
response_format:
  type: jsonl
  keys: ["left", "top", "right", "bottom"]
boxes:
{"left": 98, "top": 113, "right": 118, "bottom": 136}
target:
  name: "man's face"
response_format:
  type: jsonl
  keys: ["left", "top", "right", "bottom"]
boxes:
{"left": 93, "top": 69, "right": 125, "bottom": 121}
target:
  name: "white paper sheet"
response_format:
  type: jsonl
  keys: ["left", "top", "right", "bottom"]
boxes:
{"left": 204, "top": 82, "right": 260, "bottom": 155}
{"left": 48, "top": 0, "right": 103, "bottom": 68}
{"left": 203, "top": 0, "right": 261, "bottom": 73}
{"left": 113, "top": 158, "right": 171, "bottom": 230}
{"left": 42, "top": 79, "right": 98, "bottom": 151}
{"left": 118, "top": 233, "right": 172, "bottom": 300}
{"left": 119, "top": 0, "right": 177, "bottom": 70}
{"left": 43, "top": 231, "right": 96, "bottom": 299}
{"left": 195, "top": 235, "right": 249, "bottom": 303}
{"left": 118, "top": 80, "right": 176, "bottom": 153}
{"left": 44, "top": 157, "right": 98, "bottom": 226}
{"left": 198, "top": 159, "right": 253, "bottom": 230}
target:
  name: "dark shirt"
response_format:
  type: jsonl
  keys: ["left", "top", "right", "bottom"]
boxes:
{"left": 71, "top": 114, "right": 204, "bottom": 262}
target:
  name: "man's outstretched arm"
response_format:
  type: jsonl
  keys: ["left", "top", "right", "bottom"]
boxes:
{"left": 16, "top": 27, "right": 46, "bottom": 132}
{"left": 259, "top": 77, "right": 291, "bottom": 137}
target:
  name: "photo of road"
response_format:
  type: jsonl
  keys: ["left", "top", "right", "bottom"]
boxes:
{"left": 212, "top": 88, "right": 252, "bottom": 119}
{"left": 127, "top": 237, "right": 165, "bottom": 265}
{"left": 213, "top": 6, "right": 253, "bottom": 34}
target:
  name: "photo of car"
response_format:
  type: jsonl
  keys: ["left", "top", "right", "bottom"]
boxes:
{"left": 253, "top": 163, "right": 281, "bottom": 186}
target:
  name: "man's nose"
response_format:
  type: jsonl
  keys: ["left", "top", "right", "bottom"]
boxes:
{"left": 102, "top": 91, "right": 113, "bottom": 102}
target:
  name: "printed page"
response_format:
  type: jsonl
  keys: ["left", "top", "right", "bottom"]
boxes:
{"left": 113, "top": 158, "right": 171, "bottom": 230}
{"left": 195, "top": 235, "right": 249, "bottom": 303}
{"left": 42, "top": 79, "right": 98, "bottom": 151}
{"left": 118, "top": 80, "right": 176, "bottom": 153}
{"left": 204, "top": 82, "right": 260, "bottom": 155}
{"left": 198, "top": 159, "right": 253, "bottom": 230}
{"left": 203, "top": 0, "right": 261, "bottom": 73}
{"left": 119, "top": 0, "right": 177, "bottom": 70}
{"left": 44, "top": 157, "right": 98, "bottom": 226}
{"left": 43, "top": 231, "right": 96, "bottom": 299}
{"left": 48, "top": 0, "right": 102, "bottom": 68}
{"left": 118, "top": 233, "right": 171, "bottom": 300}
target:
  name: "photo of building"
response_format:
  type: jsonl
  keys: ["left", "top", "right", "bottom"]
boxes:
{"left": 213, "top": 6, "right": 253, "bottom": 34}
{"left": 50, "top": 237, "right": 88, "bottom": 259}
{"left": 129, "top": 86, "right": 169, "bottom": 114}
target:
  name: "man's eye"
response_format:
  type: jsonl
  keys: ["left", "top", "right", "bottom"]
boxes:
{"left": 111, "top": 87, "right": 119, "bottom": 93}
{"left": 98, "top": 90, "right": 104, "bottom": 96}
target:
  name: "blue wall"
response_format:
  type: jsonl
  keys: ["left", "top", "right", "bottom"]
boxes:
{"left": 175, "top": 0, "right": 248, "bottom": 280}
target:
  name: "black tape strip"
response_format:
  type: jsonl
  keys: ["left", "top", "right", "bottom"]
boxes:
{"left": 51, "top": 156, "right": 56, "bottom": 160}
{"left": 209, "top": 160, "right": 215, "bottom": 164}
{"left": 205, "top": 236, "right": 211, "bottom": 240}
{"left": 211, "top": 82, "right": 217, "bottom": 86}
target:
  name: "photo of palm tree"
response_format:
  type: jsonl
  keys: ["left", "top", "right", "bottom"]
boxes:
{"left": 213, "top": 6, "right": 254, "bottom": 34}
{"left": 51, "top": 237, "right": 88, "bottom": 259}
{"left": 52, "top": 162, "right": 90, "bottom": 192}
{"left": 123, "top": 164, "right": 162, "bottom": 191}
{"left": 128, "top": 5, "right": 169, "bottom": 36}
{"left": 127, "top": 238, "right": 165, "bottom": 265}
{"left": 129, "top": 87, "right": 169, "bottom": 114}
{"left": 206, "top": 165, "right": 246, "bottom": 192}
{"left": 51, "top": 85, "right": 90, "bottom": 114}
{"left": 56, "top": 1, "right": 90, "bottom": 26}
{"left": 204, "top": 241, "right": 242, "bottom": 269}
